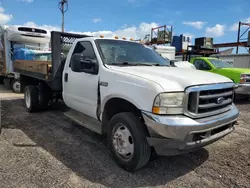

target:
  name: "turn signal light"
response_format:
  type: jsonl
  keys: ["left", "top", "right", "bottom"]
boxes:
{"left": 240, "top": 74, "right": 247, "bottom": 83}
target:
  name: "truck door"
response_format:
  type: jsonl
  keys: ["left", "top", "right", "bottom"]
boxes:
{"left": 63, "top": 41, "right": 99, "bottom": 119}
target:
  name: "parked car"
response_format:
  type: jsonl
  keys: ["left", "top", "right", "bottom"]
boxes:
{"left": 190, "top": 57, "right": 250, "bottom": 99}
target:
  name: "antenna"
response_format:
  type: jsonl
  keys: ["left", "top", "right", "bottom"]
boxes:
{"left": 58, "top": 0, "right": 68, "bottom": 32}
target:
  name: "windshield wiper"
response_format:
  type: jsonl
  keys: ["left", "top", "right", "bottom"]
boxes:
{"left": 110, "top": 62, "right": 170, "bottom": 67}
{"left": 110, "top": 62, "right": 153, "bottom": 66}
{"left": 152, "top": 63, "right": 171, "bottom": 67}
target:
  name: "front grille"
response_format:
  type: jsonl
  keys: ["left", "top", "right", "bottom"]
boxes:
{"left": 185, "top": 83, "right": 235, "bottom": 118}
{"left": 18, "top": 27, "right": 47, "bottom": 34}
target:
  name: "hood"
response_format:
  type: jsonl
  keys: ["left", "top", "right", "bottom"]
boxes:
{"left": 110, "top": 66, "right": 232, "bottom": 92}
{"left": 218, "top": 68, "right": 250, "bottom": 74}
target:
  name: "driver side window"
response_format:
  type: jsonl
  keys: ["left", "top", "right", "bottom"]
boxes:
{"left": 193, "top": 59, "right": 211, "bottom": 70}
{"left": 69, "top": 41, "right": 97, "bottom": 68}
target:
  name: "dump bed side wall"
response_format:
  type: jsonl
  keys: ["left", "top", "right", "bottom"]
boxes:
{"left": 12, "top": 31, "right": 90, "bottom": 91}
{"left": 51, "top": 32, "right": 63, "bottom": 91}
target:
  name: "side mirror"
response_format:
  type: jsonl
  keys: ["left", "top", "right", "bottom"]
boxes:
{"left": 71, "top": 53, "right": 98, "bottom": 74}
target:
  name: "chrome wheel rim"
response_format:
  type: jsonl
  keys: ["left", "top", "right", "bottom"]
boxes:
{"left": 13, "top": 80, "right": 20, "bottom": 93}
{"left": 112, "top": 123, "right": 134, "bottom": 160}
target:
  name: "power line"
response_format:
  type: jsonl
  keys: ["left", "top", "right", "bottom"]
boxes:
{"left": 58, "top": 0, "right": 68, "bottom": 32}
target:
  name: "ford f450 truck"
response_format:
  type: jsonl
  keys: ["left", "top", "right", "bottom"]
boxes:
{"left": 14, "top": 32, "right": 239, "bottom": 171}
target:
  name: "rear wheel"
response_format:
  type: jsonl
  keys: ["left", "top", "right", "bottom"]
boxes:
{"left": 0, "top": 76, "right": 4, "bottom": 84}
{"left": 107, "top": 112, "right": 151, "bottom": 171}
{"left": 11, "top": 79, "right": 21, "bottom": 93}
{"left": 37, "top": 84, "right": 52, "bottom": 110}
{"left": 3, "top": 78, "right": 11, "bottom": 90}
{"left": 24, "top": 85, "right": 39, "bottom": 113}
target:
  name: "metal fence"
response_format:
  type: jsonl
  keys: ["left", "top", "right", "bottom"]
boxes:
{"left": 212, "top": 54, "right": 250, "bottom": 68}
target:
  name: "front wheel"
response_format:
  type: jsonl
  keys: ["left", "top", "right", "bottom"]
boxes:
{"left": 107, "top": 112, "right": 151, "bottom": 171}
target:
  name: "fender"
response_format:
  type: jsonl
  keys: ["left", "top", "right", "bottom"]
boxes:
{"left": 99, "top": 94, "right": 142, "bottom": 120}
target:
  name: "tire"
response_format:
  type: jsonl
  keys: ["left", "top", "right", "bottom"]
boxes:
{"left": 37, "top": 84, "right": 52, "bottom": 110}
{"left": 107, "top": 112, "right": 151, "bottom": 171}
{"left": 24, "top": 85, "right": 39, "bottom": 113}
{"left": 11, "top": 79, "right": 21, "bottom": 93}
{"left": 0, "top": 76, "right": 4, "bottom": 84}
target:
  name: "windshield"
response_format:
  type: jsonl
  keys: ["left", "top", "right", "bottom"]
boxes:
{"left": 209, "top": 59, "right": 233, "bottom": 68}
{"left": 95, "top": 39, "right": 170, "bottom": 66}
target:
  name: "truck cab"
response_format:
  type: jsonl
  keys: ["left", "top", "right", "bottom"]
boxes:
{"left": 16, "top": 32, "right": 240, "bottom": 171}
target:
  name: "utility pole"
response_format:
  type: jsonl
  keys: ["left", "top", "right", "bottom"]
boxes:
{"left": 58, "top": 0, "right": 68, "bottom": 32}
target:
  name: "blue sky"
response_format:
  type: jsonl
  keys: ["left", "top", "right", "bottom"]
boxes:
{"left": 1, "top": 0, "right": 250, "bottom": 53}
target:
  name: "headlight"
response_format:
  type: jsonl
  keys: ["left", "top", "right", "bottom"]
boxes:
{"left": 152, "top": 92, "right": 185, "bottom": 115}
{"left": 240, "top": 74, "right": 249, "bottom": 83}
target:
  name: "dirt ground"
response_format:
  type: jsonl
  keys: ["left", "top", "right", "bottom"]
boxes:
{"left": 0, "top": 85, "right": 249, "bottom": 188}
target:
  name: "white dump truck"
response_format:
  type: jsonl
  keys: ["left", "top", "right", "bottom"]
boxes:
{"left": 0, "top": 25, "right": 51, "bottom": 92}
{"left": 14, "top": 31, "right": 239, "bottom": 171}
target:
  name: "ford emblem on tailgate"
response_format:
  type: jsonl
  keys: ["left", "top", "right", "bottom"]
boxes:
{"left": 217, "top": 97, "right": 225, "bottom": 104}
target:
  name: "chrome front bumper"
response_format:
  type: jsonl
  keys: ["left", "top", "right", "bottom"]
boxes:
{"left": 235, "top": 83, "right": 250, "bottom": 95}
{"left": 142, "top": 104, "right": 239, "bottom": 156}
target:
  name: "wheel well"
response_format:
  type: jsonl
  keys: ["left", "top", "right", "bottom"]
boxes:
{"left": 20, "top": 75, "right": 51, "bottom": 91}
{"left": 102, "top": 98, "right": 143, "bottom": 134}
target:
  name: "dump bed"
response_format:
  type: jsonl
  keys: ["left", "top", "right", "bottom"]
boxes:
{"left": 13, "top": 31, "right": 89, "bottom": 91}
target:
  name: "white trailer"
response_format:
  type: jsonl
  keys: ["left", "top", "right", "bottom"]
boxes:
{"left": 0, "top": 25, "right": 50, "bottom": 92}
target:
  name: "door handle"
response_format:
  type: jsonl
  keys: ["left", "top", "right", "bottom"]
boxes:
{"left": 64, "top": 73, "right": 68, "bottom": 82}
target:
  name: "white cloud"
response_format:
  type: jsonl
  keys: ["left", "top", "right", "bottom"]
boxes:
{"left": 205, "top": 24, "right": 225, "bottom": 37}
{"left": 92, "top": 18, "right": 101, "bottom": 23}
{"left": 21, "top": 0, "right": 34, "bottom": 3}
{"left": 0, "top": 7, "right": 13, "bottom": 24}
{"left": 13, "top": 21, "right": 157, "bottom": 41}
{"left": 23, "top": 22, "right": 61, "bottom": 31}
{"left": 69, "top": 22, "right": 158, "bottom": 40}
{"left": 230, "top": 17, "right": 250, "bottom": 31}
{"left": 0, "top": 7, "right": 5, "bottom": 13}
{"left": 183, "top": 21, "right": 206, "bottom": 29}
{"left": 183, "top": 33, "right": 195, "bottom": 38}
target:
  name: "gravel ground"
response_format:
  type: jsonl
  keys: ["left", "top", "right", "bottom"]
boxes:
{"left": 0, "top": 85, "right": 249, "bottom": 188}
